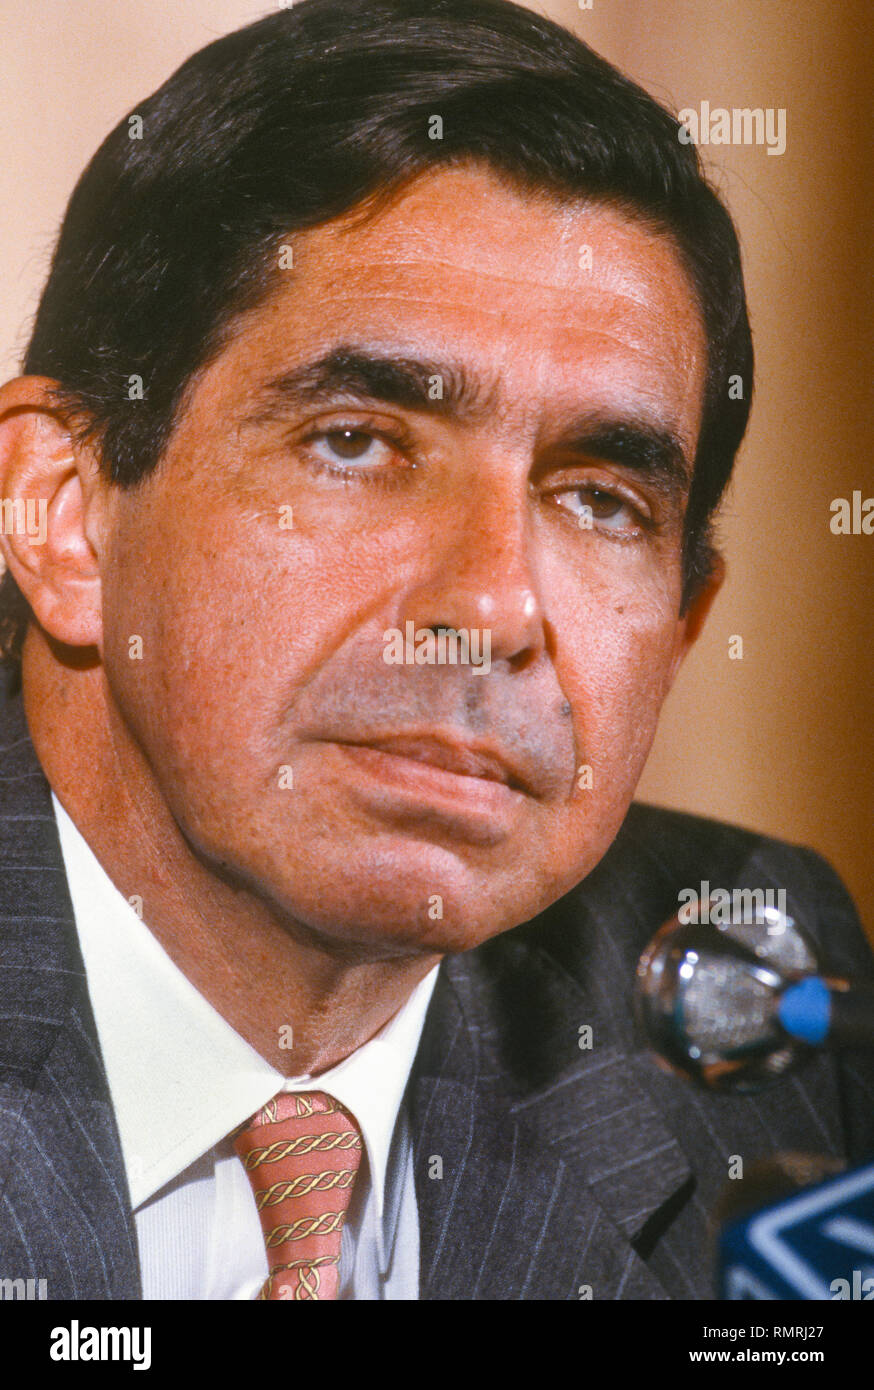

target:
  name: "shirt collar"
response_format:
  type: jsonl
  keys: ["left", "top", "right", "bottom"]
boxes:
{"left": 52, "top": 793, "right": 439, "bottom": 1260}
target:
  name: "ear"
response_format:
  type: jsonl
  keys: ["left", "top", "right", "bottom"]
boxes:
{"left": 666, "top": 551, "right": 726, "bottom": 686}
{"left": 0, "top": 377, "right": 110, "bottom": 649}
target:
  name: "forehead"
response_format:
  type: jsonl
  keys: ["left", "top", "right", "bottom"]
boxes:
{"left": 219, "top": 164, "right": 708, "bottom": 453}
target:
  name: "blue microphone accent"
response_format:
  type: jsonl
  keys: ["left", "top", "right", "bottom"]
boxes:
{"left": 778, "top": 976, "right": 832, "bottom": 1045}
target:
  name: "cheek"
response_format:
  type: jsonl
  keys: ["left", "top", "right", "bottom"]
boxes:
{"left": 561, "top": 586, "right": 682, "bottom": 783}
{"left": 100, "top": 492, "right": 287, "bottom": 769}
{"left": 99, "top": 481, "right": 414, "bottom": 775}
{"left": 529, "top": 599, "right": 681, "bottom": 906}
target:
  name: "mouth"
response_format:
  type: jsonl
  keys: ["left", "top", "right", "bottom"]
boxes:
{"left": 306, "top": 728, "right": 541, "bottom": 845}
{"left": 329, "top": 732, "right": 534, "bottom": 796}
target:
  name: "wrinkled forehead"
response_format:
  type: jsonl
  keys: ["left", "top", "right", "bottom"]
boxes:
{"left": 215, "top": 163, "right": 708, "bottom": 459}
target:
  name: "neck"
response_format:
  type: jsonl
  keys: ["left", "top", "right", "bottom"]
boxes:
{"left": 22, "top": 630, "right": 440, "bottom": 1076}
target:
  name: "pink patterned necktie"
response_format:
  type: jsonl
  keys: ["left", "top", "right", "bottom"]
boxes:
{"left": 232, "top": 1091, "right": 364, "bottom": 1300}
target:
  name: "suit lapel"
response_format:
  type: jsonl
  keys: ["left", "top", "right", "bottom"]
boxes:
{"left": 410, "top": 925, "right": 694, "bottom": 1300}
{"left": 0, "top": 669, "right": 141, "bottom": 1298}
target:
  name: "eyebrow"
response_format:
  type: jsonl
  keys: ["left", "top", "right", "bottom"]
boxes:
{"left": 242, "top": 345, "right": 693, "bottom": 491}
{"left": 244, "top": 346, "right": 495, "bottom": 423}
{"left": 550, "top": 419, "right": 691, "bottom": 496}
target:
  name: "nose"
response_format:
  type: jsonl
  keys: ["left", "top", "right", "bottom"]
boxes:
{"left": 399, "top": 481, "right": 546, "bottom": 672}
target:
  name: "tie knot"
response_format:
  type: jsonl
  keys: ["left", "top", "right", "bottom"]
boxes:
{"left": 233, "top": 1090, "right": 364, "bottom": 1300}
{"left": 246, "top": 1090, "right": 351, "bottom": 1128}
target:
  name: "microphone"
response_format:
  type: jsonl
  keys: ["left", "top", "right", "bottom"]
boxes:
{"left": 634, "top": 899, "right": 874, "bottom": 1091}
{"left": 635, "top": 898, "right": 874, "bottom": 1298}
{"left": 778, "top": 974, "right": 874, "bottom": 1049}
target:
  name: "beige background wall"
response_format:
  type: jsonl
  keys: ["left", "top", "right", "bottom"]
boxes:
{"left": 2, "top": 1, "right": 871, "bottom": 930}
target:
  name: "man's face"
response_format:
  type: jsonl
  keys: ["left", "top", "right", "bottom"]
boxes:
{"left": 97, "top": 163, "right": 709, "bottom": 955}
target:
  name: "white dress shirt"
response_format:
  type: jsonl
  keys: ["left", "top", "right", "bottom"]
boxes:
{"left": 52, "top": 793, "right": 439, "bottom": 1300}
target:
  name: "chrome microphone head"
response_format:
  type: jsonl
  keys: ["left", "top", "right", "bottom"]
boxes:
{"left": 634, "top": 900, "right": 820, "bottom": 1091}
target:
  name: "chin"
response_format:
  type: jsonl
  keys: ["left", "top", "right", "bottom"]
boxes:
{"left": 259, "top": 845, "right": 551, "bottom": 958}
{"left": 190, "top": 799, "right": 591, "bottom": 957}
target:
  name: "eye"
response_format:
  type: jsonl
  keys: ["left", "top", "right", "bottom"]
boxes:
{"left": 554, "top": 485, "right": 645, "bottom": 533}
{"left": 307, "top": 427, "right": 394, "bottom": 467}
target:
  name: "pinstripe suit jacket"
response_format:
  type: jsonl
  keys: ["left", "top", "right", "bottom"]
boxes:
{"left": 2, "top": 661, "right": 873, "bottom": 1300}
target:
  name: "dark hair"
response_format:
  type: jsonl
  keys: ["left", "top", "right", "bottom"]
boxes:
{"left": 0, "top": 0, "right": 753, "bottom": 660}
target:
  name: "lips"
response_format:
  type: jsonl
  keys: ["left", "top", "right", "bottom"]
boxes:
{"left": 326, "top": 731, "right": 537, "bottom": 796}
